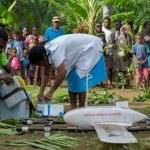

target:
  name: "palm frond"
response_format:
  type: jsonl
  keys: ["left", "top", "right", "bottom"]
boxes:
{"left": 8, "top": 0, "right": 16, "bottom": 12}
{"left": 110, "top": 11, "right": 135, "bottom": 22}
{"left": 0, "top": 134, "right": 79, "bottom": 150}
{"left": 0, "top": 129, "right": 18, "bottom": 135}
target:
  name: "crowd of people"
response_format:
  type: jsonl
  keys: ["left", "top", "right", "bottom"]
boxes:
{"left": 94, "top": 17, "right": 150, "bottom": 90}
{"left": 0, "top": 16, "right": 150, "bottom": 92}
{"left": 0, "top": 16, "right": 64, "bottom": 86}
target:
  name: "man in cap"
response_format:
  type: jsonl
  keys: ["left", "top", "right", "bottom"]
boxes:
{"left": 44, "top": 16, "right": 64, "bottom": 86}
{"left": 44, "top": 16, "right": 64, "bottom": 42}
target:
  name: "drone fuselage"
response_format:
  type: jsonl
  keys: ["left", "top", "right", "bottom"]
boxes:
{"left": 64, "top": 106, "right": 147, "bottom": 129}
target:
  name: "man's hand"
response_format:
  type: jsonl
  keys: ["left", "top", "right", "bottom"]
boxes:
{"left": 37, "top": 91, "right": 44, "bottom": 100}
{"left": 137, "top": 60, "right": 143, "bottom": 64}
{"left": 0, "top": 74, "right": 13, "bottom": 84}
{"left": 44, "top": 91, "right": 53, "bottom": 101}
{"left": 141, "top": 59, "right": 146, "bottom": 64}
{"left": 138, "top": 59, "right": 146, "bottom": 65}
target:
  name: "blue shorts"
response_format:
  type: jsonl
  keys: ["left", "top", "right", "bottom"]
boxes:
{"left": 67, "top": 54, "right": 107, "bottom": 92}
{"left": 148, "top": 55, "right": 150, "bottom": 67}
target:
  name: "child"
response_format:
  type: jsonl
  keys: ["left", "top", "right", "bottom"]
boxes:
{"left": 131, "top": 33, "right": 150, "bottom": 90}
{"left": 24, "top": 26, "right": 43, "bottom": 85}
{"left": 11, "top": 31, "right": 24, "bottom": 60}
{"left": 21, "top": 49, "right": 30, "bottom": 84}
{"left": 5, "top": 29, "right": 13, "bottom": 58}
{"left": 24, "top": 26, "right": 43, "bottom": 49}
{"left": 9, "top": 48, "right": 20, "bottom": 75}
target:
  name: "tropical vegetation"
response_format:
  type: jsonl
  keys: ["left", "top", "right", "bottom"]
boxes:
{"left": 0, "top": 0, "right": 149, "bottom": 33}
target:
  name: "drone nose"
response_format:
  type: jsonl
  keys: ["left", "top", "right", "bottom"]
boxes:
{"left": 133, "top": 111, "right": 147, "bottom": 123}
{"left": 64, "top": 112, "right": 72, "bottom": 124}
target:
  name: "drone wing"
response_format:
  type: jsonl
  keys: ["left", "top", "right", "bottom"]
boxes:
{"left": 93, "top": 123, "right": 137, "bottom": 144}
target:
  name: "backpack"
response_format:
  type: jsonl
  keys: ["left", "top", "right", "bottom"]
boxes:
{"left": 11, "top": 56, "right": 20, "bottom": 70}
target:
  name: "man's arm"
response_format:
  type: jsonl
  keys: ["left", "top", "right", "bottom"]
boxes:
{"left": 38, "top": 65, "right": 51, "bottom": 99}
{"left": 1, "top": 52, "right": 12, "bottom": 74}
{"left": 0, "top": 73, "right": 13, "bottom": 83}
{"left": 3, "top": 63, "right": 12, "bottom": 74}
{"left": 44, "top": 62, "right": 66, "bottom": 100}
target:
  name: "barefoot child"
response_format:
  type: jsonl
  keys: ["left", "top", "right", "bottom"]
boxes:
{"left": 131, "top": 33, "right": 149, "bottom": 90}
{"left": 21, "top": 49, "right": 30, "bottom": 84}
{"left": 9, "top": 47, "right": 20, "bottom": 75}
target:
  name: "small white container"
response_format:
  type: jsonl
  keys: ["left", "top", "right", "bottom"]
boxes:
{"left": 116, "top": 101, "right": 128, "bottom": 108}
{"left": 44, "top": 125, "right": 51, "bottom": 137}
{"left": 37, "top": 103, "right": 64, "bottom": 117}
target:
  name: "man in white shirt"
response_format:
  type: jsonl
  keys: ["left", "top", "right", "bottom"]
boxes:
{"left": 114, "top": 21, "right": 129, "bottom": 72}
{"left": 102, "top": 17, "right": 115, "bottom": 88}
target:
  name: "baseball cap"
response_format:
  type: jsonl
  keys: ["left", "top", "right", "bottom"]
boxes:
{"left": 52, "top": 16, "right": 60, "bottom": 22}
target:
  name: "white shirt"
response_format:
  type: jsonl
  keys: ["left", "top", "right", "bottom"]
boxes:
{"left": 102, "top": 26, "right": 115, "bottom": 54}
{"left": 44, "top": 33, "right": 103, "bottom": 78}
{"left": 115, "top": 31, "right": 128, "bottom": 56}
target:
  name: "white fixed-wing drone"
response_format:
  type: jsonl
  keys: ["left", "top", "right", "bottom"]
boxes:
{"left": 64, "top": 102, "right": 147, "bottom": 144}
{"left": 64, "top": 75, "right": 147, "bottom": 144}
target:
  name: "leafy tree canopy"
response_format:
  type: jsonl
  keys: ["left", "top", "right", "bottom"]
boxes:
{"left": 0, "top": 0, "right": 149, "bottom": 33}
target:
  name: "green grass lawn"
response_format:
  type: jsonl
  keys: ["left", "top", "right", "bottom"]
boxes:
{"left": 26, "top": 85, "right": 68, "bottom": 105}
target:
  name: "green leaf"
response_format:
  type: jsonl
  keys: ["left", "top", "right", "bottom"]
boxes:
{"left": 111, "top": 11, "right": 135, "bottom": 21}
{"left": 8, "top": 0, "right": 16, "bottom": 12}
{"left": 0, "top": 134, "right": 78, "bottom": 150}
{"left": 0, "top": 122, "right": 15, "bottom": 129}
{"left": 0, "top": 129, "right": 17, "bottom": 135}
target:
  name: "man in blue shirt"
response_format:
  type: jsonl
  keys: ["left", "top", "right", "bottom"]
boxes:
{"left": 44, "top": 16, "right": 64, "bottom": 87}
{"left": 44, "top": 16, "right": 64, "bottom": 42}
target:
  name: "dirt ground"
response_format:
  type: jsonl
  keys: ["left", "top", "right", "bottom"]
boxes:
{"left": 110, "top": 89, "right": 150, "bottom": 109}
{"left": 109, "top": 89, "right": 142, "bottom": 99}
{"left": 1, "top": 123, "right": 150, "bottom": 150}
{"left": 0, "top": 88, "right": 150, "bottom": 150}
